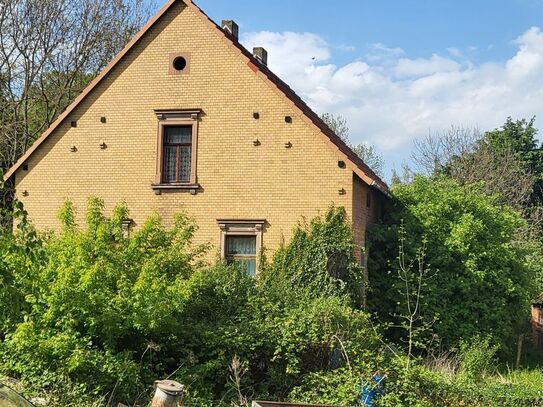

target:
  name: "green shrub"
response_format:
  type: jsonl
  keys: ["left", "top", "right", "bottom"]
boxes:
{"left": 262, "top": 206, "right": 363, "bottom": 304}
{"left": 0, "top": 201, "right": 380, "bottom": 406}
{"left": 0, "top": 198, "right": 209, "bottom": 403}
{"left": 289, "top": 367, "right": 365, "bottom": 405}
{"left": 369, "top": 176, "right": 541, "bottom": 352}
{"left": 3, "top": 196, "right": 539, "bottom": 406}
{"left": 457, "top": 335, "right": 498, "bottom": 382}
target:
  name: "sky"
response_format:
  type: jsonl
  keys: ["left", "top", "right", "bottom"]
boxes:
{"left": 151, "top": 0, "right": 543, "bottom": 180}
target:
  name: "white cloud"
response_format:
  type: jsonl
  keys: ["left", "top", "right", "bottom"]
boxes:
{"left": 447, "top": 47, "right": 462, "bottom": 57}
{"left": 365, "top": 42, "right": 404, "bottom": 62}
{"left": 241, "top": 28, "right": 543, "bottom": 173}
{"left": 337, "top": 44, "right": 356, "bottom": 52}
{"left": 394, "top": 54, "right": 461, "bottom": 77}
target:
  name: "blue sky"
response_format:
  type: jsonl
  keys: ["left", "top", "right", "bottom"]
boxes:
{"left": 150, "top": 1, "right": 543, "bottom": 180}
{"left": 195, "top": 0, "right": 543, "bottom": 64}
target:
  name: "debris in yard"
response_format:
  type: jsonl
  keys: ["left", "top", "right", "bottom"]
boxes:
{"left": 358, "top": 373, "right": 386, "bottom": 406}
{"left": 151, "top": 380, "right": 184, "bottom": 407}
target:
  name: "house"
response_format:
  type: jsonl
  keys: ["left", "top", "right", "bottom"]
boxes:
{"left": 3, "top": 0, "right": 388, "bottom": 275}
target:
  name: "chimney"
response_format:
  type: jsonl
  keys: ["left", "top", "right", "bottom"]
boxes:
{"left": 253, "top": 47, "right": 268, "bottom": 66}
{"left": 221, "top": 20, "right": 239, "bottom": 39}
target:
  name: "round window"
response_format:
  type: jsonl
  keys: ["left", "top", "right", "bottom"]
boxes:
{"left": 173, "top": 56, "right": 187, "bottom": 71}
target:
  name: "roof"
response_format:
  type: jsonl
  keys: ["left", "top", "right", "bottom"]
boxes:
{"left": 4, "top": 0, "right": 389, "bottom": 194}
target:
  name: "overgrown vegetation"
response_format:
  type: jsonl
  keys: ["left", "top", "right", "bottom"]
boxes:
{"left": 369, "top": 176, "right": 541, "bottom": 351}
{"left": 1, "top": 191, "right": 542, "bottom": 406}
{"left": 0, "top": 199, "right": 383, "bottom": 406}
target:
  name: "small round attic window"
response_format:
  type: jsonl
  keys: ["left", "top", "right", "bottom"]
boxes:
{"left": 173, "top": 56, "right": 187, "bottom": 71}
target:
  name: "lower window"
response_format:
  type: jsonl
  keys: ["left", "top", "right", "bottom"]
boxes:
{"left": 218, "top": 219, "right": 265, "bottom": 276}
{"left": 225, "top": 235, "right": 257, "bottom": 276}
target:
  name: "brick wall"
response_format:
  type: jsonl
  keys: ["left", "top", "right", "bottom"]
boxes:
{"left": 14, "top": 2, "right": 379, "bottom": 261}
{"left": 352, "top": 174, "right": 382, "bottom": 262}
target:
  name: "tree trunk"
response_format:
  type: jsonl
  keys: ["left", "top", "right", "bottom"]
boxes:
{"left": 515, "top": 334, "right": 523, "bottom": 369}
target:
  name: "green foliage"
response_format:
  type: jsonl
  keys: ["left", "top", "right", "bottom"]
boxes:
{"left": 369, "top": 176, "right": 541, "bottom": 351}
{"left": 290, "top": 356, "right": 543, "bottom": 407}
{"left": 486, "top": 117, "right": 542, "bottom": 176}
{"left": 289, "top": 368, "right": 369, "bottom": 406}
{"left": 457, "top": 335, "right": 498, "bottom": 383}
{"left": 485, "top": 117, "right": 543, "bottom": 206}
{"left": 263, "top": 206, "right": 363, "bottom": 303}
{"left": 0, "top": 201, "right": 380, "bottom": 406}
{"left": 1, "top": 197, "right": 209, "bottom": 403}
{"left": 0, "top": 178, "right": 43, "bottom": 336}
{"left": 1, "top": 194, "right": 541, "bottom": 406}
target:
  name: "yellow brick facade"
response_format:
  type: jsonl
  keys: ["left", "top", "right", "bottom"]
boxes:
{"left": 12, "top": 1, "right": 383, "bottom": 262}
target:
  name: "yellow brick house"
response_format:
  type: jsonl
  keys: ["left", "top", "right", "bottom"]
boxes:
{"left": 3, "top": 0, "right": 388, "bottom": 275}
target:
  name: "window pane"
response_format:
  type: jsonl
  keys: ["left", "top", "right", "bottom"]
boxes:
{"left": 163, "top": 146, "right": 177, "bottom": 182}
{"left": 243, "top": 259, "right": 256, "bottom": 276}
{"left": 226, "top": 236, "right": 256, "bottom": 255}
{"left": 165, "top": 126, "right": 192, "bottom": 144}
{"left": 180, "top": 146, "right": 191, "bottom": 182}
{"left": 227, "top": 258, "right": 257, "bottom": 277}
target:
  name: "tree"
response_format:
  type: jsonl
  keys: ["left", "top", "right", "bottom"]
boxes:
{"left": 485, "top": 117, "right": 543, "bottom": 206}
{"left": 368, "top": 176, "right": 542, "bottom": 351}
{"left": 321, "top": 113, "right": 350, "bottom": 141}
{"left": 412, "top": 125, "right": 536, "bottom": 211}
{"left": 320, "top": 113, "right": 385, "bottom": 177}
{"left": 0, "top": 0, "right": 152, "bottom": 170}
{"left": 352, "top": 143, "right": 385, "bottom": 177}
{"left": 393, "top": 224, "right": 433, "bottom": 369}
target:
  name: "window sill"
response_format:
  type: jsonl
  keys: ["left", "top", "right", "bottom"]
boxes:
{"left": 152, "top": 183, "right": 200, "bottom": 195}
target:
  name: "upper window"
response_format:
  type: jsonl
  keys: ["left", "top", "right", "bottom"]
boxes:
{"left": 154, "top": 110, "right": 201, "bottom": 190}
{"left": 163, "top": 126, "right": 192, "bottom": 183}
{"left": 169, "top": 53, "right": 190, "bottom": 75}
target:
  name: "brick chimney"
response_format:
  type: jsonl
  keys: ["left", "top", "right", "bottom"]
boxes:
{"left": 253, "top": 47, "right": 268, "bottom": 66}
{"left": 221, "top": 20, "right": 239, "bottom": 39}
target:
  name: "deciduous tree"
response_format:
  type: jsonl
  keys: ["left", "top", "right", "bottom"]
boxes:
{"left": 0, "top": 0, "right": 151, "bottom": 169}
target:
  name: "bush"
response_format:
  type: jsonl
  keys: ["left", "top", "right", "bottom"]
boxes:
{"left": 369, "top": 176, "right": 541, "bottom": 352}
{"left": 457, "top": 335, "right": 498, "bottom": 382}
{"left": 0, "top": 201, "right": 379, "bottom": 406}
{"left": 1, "top": 198, "right": 210, "bottom": 402}
{"left": 3, "top": 196, "right": 540, "bottom": 406}
{"left": 262, "top": 206, "right": 363, "bottom": 304}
